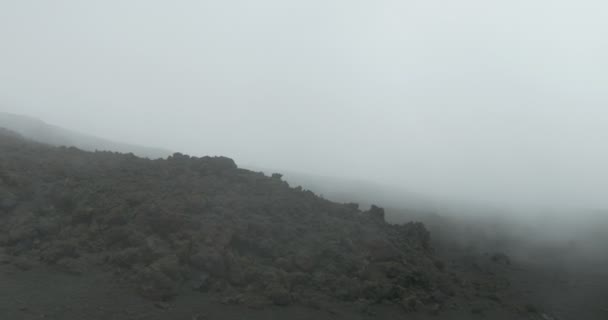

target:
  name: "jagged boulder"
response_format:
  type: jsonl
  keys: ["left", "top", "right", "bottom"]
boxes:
{"left": 364, "top": 205, "right": 386, "bottom": 223}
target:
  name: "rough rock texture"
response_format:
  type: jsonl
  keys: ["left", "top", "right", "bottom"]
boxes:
{"left": 0, "top": 129, "right": 457, "bottom": 310}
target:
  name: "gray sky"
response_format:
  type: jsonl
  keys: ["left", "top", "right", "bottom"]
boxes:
{"left": 1, "top": 0, "right": 607, "bottom": 210}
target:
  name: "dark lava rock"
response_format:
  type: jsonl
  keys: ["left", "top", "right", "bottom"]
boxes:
{"left": 267, "top": 285, "right": 291, "bottom": 306}
{"left": 56, "top": 257, "right": 86, "bottom": 275}
{"left": 364, "top": 205, "right": 386, "bottom": 223}
{"left": 0, "top": 189, "right": 17, "bottom": 210}
{"left": 189, "top": 272, "right": 211, "bottom": 291}
{"left": 0, "top": 129, "right": 455, "bottom": 310}
{"left": 491, "top": 252, "right": 511, "bottom": 265}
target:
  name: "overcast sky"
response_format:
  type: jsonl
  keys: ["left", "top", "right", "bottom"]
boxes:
{"left": 1, "top": 1, "right": 607, "bottom": 210}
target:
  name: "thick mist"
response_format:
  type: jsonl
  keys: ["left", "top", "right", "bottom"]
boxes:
{"left": 1, "top": 0, "right": 608, "bottom": 212}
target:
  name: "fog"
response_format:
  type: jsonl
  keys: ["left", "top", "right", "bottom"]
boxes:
{"left": 1, "top": 0, "right": 608, "bottom": 212}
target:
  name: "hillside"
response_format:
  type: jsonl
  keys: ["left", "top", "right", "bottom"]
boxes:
{"left": 0, "top": 128, "right": 484, "bottom": 314}
{"left": 7, "top": 127, "right": 606, "bottom": 320}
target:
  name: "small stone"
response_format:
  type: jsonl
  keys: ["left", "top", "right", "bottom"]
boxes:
{"left": 267, "top": 286, "right": 291, "bottom": 306}
{"left": 12, "top": 257, "right": 35, "bottom": 271}
{"left": 221, "top": 294, "right": 243, "bottom": 305}
{"left": 191, "top": 314, "right": 206, "bottom": 320}
{"left": 0, "top": 190, "right": 18, "bottom": 210}
{"left": 471, "top": 307, "right": 484, "bottom": 314}
{"left": 153, "top": 302, "right": 171, "bottom": 310}
{"left": 524, "top": 303, "right": 538, "bottom": 313}
{"left": 490, "top": 252, "right": 511, "bottom": 265}
{"left": 56, "top": 258, "right": 85, "bottom": 275}
{"left": 190, "top": 273, "right": 210, "bottom": 291}
{"left": 425, "top": 303, "right": 441, "bottom": 315}
{"left": 0, "top": 253, "right": 12, "bottom": 265}
{"left": 401, "top": 295, "right": 421, "bottom": 312}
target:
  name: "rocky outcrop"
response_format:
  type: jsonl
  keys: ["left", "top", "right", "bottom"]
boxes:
{"left": 0, "top": 129, "right": 454, "bottom": 311}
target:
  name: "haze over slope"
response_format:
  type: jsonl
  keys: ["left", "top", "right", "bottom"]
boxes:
{"left": 1, "top": 1, "right": 608, "bottom": 211}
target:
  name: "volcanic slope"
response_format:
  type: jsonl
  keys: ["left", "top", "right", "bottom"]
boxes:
{"left": 0, "top": 128, "right": 501, "bottom": 314}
